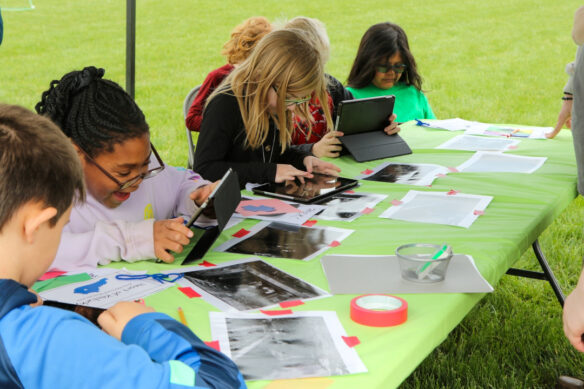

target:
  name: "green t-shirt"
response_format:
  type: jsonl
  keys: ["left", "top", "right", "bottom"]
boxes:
{"left": 346, "top": 83, "right": 436, "bottom": 122}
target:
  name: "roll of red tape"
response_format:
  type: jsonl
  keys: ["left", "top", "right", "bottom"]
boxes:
{"left": 350, "top": 294, "right": 408, "bottom": 327}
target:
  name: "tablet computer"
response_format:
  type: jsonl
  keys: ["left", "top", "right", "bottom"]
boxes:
{"left": 252, "top": 174, "right": 358, "bottom": 204}
{"left": 181, "top": 168, "right": 241, "bottom": 265}
{"left": 335, "top": 95, "right": 412, "bottom": 162}
{"left": 335, "top": 95, "right": 395, "bottom": 136}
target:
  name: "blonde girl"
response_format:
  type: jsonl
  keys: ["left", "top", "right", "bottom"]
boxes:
{"left": 194, "top": 29, "right": 341, "bottom": 186}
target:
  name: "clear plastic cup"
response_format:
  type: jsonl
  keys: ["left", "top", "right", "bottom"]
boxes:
{"left": 395, "top": 243, "right": 452, "bottom": 283}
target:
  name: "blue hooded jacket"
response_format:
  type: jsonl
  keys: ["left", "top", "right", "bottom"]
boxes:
{"left": 0, "top": 279, "right": 246, "bottom": 388}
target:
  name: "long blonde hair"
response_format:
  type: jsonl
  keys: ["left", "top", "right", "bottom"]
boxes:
{"left": 209, "top": 29, "right": 332, "bottom": 152}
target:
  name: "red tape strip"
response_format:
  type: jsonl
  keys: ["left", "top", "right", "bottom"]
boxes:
{"left": 260, "top": 309, "right": 293, "bottom": 316}
{"left": 302, "top": 220, "right": 317, "bottom": 227}
{"left": 279, "top": 300, "right": 304, "bottom": 308}
{"left": 204, "top": 340, "right": 221, "bottom": 352}
{"left": 361, "top": 207, "right": 374, "bottom": 214}
{"left": 178, "top": 287, "right": 201, "bottom": 298}
{"left": 232, "top": 228, "right": 250, "bottom": 238}
{"left": 342, "top": 335, "right": 361, "bottom": 348}
{"left": 38, "top": 270, "right": 67, "bottom": 281}
{"left": 198, "top": 260, "right": 216, "bottom": 267}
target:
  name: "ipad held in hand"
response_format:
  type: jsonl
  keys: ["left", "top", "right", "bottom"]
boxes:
{"left": 252, "top": 174, "right": 358, "bottom": 204}
{"left": 181, "top": 168, "right": 241, "bottom": 265}
{"left": 335, "top": 95, "right": 412, "bottom": 162}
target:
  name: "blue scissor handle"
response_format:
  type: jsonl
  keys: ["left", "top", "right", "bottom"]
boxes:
{"left": 115, "top": 273, "right": 184, "bottom": 284}
{"left": 415, "top": 119, "right": 430, "bottom": 127}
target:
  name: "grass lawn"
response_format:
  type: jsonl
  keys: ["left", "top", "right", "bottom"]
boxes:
{"left": 2, "top": 0, "right": 584, "bottom": 386}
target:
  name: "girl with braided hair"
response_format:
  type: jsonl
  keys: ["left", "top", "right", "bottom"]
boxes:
{"left": 36, "top": 66, "right": 218, "bottom": 270}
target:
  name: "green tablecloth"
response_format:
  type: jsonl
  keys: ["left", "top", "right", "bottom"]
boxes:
{"left": 112, "top": 122, "right": 577, "bottom": 388}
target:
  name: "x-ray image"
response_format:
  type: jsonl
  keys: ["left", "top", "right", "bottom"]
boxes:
{"left": 317, "top": 192, "right": 386, "bottom": 221}
{"left": 217, "top": 222, "right": 353, "bottom": 261}
{"left": 357, "top": 162, "right": 447, "bottom": 186}
{"left": 210, "top": 311, "right": 367, "bottom": 380}
{"left": 182, "top": 258, "right": 328, "bottom": 311}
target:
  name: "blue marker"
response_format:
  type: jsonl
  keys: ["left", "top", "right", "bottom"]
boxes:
{"left": 74, "top": 278, "right": 107, "bottom": 294}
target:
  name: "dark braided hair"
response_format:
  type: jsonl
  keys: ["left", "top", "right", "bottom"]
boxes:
{"left": 35, "top": 66, "right": 149, "bottom": 157}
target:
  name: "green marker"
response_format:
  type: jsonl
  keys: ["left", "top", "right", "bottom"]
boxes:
{"left": 417, "top": 244, "right": 449, "bottom": 279}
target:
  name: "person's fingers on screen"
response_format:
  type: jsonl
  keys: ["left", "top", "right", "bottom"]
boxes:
{"left": 568, "top": 118, "right": 572, "bottom": 129}
{"left": 303, "top": 156, "right": 314, "bottom": 174}
{"left": 311, "top": 159, "right": 341, "bottom": 176}
{"left": 99, "top": 302, "right": 155, "bottom": 340}
{"left": 276, "top": 164, "right": 310, "bottom": 183}
{"left": 189, "top": 181, "right": 219, "bottom": 206}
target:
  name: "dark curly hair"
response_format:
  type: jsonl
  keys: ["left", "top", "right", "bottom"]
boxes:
{"left": 347, "top": 22, "right": 423, "bottom": 91}
{"left": 35, "top": 66, "right": 149, "bottom": 157}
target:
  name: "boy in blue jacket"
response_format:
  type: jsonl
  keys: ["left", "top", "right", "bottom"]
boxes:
{"left": 0, "top": 103, "right": 246, "bottom": 389}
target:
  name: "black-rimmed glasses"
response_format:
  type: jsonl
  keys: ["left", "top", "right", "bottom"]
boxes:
{"left": 273, "top": 86, "right": 312, "bottom": 106}
{"left": 79, "top": 143, "right": 165, "bottom": 190}
{"left": 375, "top": 63, "right": 407, "bottom": 74}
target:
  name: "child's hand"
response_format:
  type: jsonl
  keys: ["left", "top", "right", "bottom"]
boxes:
{"left": 28, "top": 288, "right": 43, "bottom": 307}
{"left": 383, "top": 113, "right": 401, "bottom": 135}
{"left": 98, "top": 301, "right": 155, "bottom": 340}
{"left": 153, "top": 217, "right": 193, "bottom": 262}
{"left": 563, "top": 284, "right": 584, "bottom": 352}
{"left": 190, "top": 181, "right": 219, "bottom": 207}
{"left": 312, "top": 131, "right": 344, "bottom": 158}
{"left": 303, "top": 156, "right": 341, "bottom": 177}
{"left": 276, "top": 164, "right": 312, "bottom": 183}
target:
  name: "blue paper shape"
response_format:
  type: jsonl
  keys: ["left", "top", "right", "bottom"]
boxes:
{"left": 74, "top": 278, "right": 107, "bottom": 294}
{"left": 242, "top": 205, "right": 276, "bottom": 213}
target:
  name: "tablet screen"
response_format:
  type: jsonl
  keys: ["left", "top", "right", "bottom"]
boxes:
{"left": 252, "top": 174, "right": 358, "bottom": 204}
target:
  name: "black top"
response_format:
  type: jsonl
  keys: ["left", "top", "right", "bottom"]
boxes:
{"left": 327, "top": 73, "right": 354, "bottom": 119}
{"left": 194, "top": 90, "right": 310, "bottom": 187}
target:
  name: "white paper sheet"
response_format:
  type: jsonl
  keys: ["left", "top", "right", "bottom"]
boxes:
{"left": 379, "top": 190, "right": 493, "bottom": 228}
{"left": 464, "top": 125, "right": 551, "bottom": 139}
{"left": 316, "top": 192, "right": 387, "bottom": 222}
{"left": 177, "top": 257, "right": 330, "bottom": 312}
{"left": 436, "top": 134, "right": 520, "bottom": 152}
{"left": 356, "top": 162, "right": 448, "bottom": 186}
{"left": 417, "top": 118, "right": 491, "bottom": 132}
{"left": 215, "top": 221, "right": 354, "bottom": 261}
{"left": 39, "top": 268, "right": 177, "bottom": 308}
{"left": 321, "top": 254, "right": 493, "bottom": 294}
{"left": 210, "top": 311, "right": 367, "bottom": 381}
{"left": 456, "top": 151, "right": 547, "bottom": 173}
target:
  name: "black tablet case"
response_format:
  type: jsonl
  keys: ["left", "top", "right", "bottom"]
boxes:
{"left": 336, "top": 96, "right": 412, "bottom": 162}
{"left": 182, "top": 169, "right": 241, "bottom": 264}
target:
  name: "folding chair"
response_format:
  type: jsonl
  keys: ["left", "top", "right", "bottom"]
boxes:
{"left": 183, "top": 85, "right": 201, "bottom": 169}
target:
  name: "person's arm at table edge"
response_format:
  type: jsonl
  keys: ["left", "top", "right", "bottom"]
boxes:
{"left": 573, "top": 6, "right": 584, "bottom": 45}
{"left": 563, "top": 267, "right": 584, "bottom": 352}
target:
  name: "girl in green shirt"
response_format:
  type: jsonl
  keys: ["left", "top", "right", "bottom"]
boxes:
{"left": 347, "top": 22, "right": 435, "bottom": 122}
